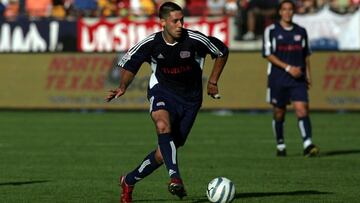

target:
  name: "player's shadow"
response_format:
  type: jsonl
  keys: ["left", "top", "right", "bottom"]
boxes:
{"left": 0, "top": 180, "right": 51, "bottom": 187}
{"left": 191, "top": 190, "right": 333, "bottom": 203}
{"left": 321, "top": 149, "right": 360, "bottom": 157}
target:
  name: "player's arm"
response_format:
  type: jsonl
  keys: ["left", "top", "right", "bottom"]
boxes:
{"left": 266, "top": 54, "right": 302, "bottom": 78}
{"left": 207, "top": 53, "right": 228, "bottom": 99}
{"left": 206, "top": 36, "right": 229, "bottom": 99}
{"left": 305, "top": 56, "right": 312, "bottom": 88}
{"left": 106, "top": 68, "right": 135, "bottom": 102}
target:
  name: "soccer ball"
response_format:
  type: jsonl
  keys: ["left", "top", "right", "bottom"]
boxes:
{"left": 206, "top": 177, "right": 235, "bottom": 203}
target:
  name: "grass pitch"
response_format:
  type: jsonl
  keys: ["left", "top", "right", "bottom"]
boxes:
{"left": 0, "top": 111, "right": 359, "bottom": 203}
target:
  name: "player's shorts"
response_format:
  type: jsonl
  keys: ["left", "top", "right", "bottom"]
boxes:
{"left": 266, "top": 81, "right": 309, "bottom": 108}
{"left": 148, "top": 84, "right": 202, "bottom": 148}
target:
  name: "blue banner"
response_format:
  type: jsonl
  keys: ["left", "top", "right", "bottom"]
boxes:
{"left": 0, "top": 19, "right": 77, "bottom": 52}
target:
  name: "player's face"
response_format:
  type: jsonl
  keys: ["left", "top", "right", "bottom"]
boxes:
{"left": 161, "top": 10, "right": 184, "bottom": 42}
{"left": 279, "top": 2, "right": 294, "bottom": 24}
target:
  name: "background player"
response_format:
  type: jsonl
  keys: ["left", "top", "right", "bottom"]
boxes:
{"left": 262, "top": 0, "right": 319, "bottom": 157}
{"left": 106, "top": 2, "right": 229, "bottom": 202}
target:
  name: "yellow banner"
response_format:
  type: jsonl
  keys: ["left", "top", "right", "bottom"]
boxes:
{"left": 0, "top": 52, "right": 359, "bottom": 110}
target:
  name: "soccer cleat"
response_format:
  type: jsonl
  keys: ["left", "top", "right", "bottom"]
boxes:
{"left": 276, "top": 149, "right": 287, "bottom": 157}
{"left": 119, "top": 176, "right": 134, "bottom": 203}
{"left": 304, "top": 144, "right": 319, "bottom": 157}
{"left": 168, "top": 178, "right": 187, "bottom": 199}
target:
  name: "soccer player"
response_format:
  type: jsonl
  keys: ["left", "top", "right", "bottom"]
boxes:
{"left": 106, "top": 2, "right": 229, "bottom": 202}
{"left": 262, "top": 0, "right": 319, "bottom": 157}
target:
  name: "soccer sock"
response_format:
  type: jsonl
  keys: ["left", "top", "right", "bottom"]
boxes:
{"left": 298, "top": 116, "right": 312, "bottom": 149}
{"left": 125, "top": 150, "right": 163, "bottom": 185}
{"left": 158, "top": 133, "right": 181, "bottom": 179}
{"left": 272, "top": 119, "right": 285, "bottom": 150}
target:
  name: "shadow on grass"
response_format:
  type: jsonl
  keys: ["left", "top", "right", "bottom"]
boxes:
{"left": 321, "top": 149, "right": 360, "bottom": 157}
{"left": 0, "top": 180, "right": 51, "bottom": 186}
{"left": 190, "top": 190, "right": 333, "bottom": 203}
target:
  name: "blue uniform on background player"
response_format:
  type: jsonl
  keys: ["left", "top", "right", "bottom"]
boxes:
{"left": 106, "top": 2, "right": 229, "bottom": 202}
{"left": 262, "top": 0, "right": 319, "bottom": 157}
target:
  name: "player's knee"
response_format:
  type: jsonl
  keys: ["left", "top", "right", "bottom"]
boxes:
{"left": 295, "top": 109, "right": 308, "bottom": 118}
{"left": 155, "top": 119, "right": 170, "bottom": 134}
{"left": 273, "top": 108, "right": 286, "bottom": 121}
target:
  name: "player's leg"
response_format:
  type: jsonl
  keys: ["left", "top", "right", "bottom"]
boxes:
{"left": 291, "top": 84, "right": 319, "bottom": 157}
{"left": 273, "top": 105, "right": 287, "bottom": 156}
{"left": 167, "top": 101, "right": 201, "bottom": 198}
{"left": 293, "top": 101, "right": 319, "bottom": 156}
{"left": 267, "top": 83, "right": 288, "bottom": 156}
{"left": 151, "top": 109, "right": 183, "bottom": 180}
{"left": 120, "top": 148, "right": 163, "bottom": 203}
{"left": 123, "top": 149, "right": 163, "bottom": 185}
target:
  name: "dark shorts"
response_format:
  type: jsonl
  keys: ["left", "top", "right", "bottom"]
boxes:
{"left": 267, "top": 81, "right": 309, "bottom": 108}
{"left": 148, "top": 85, "right": 202, "bottom": 148}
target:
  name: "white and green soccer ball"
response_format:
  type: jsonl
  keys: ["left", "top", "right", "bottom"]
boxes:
{"left": 206, "top": 177, "right": 235, "bottom": 203}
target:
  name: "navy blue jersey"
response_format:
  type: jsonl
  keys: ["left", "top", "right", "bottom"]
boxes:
{"left": 262, "top": 22, "right": 311, "bottom": 83}
{"left": 117, "top": 28, "right": 228, "bottom": 101}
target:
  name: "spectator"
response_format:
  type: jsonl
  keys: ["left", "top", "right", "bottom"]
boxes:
{"left": 0, "top": 1, "right": 6, "bottom": 18}
{"left": 207, "top": 0, "right": 225, "bottom": 16}
{"left": 225, "top": 0, "right": 238, "bottom": 16}
{"left": 185, "top": 0, "right": 207, "bottom": 16}
{"left": 4, "top": 0, "right": 20, "bottom": 20}
{"left": 98, "top": 0, "right": 118, "bottom": 17}
{"left": 72, "top": 0, "right": 97, "bottom": 17}
{"left": 130, "top": 0, "right": 156, "bottom": 17}
{"left": 329, "top": 0, "right": 359, "bottom": 13}
{"left": 51, "top": 0, "right": 66, "bottom": 19}
{"left": 25, "top": 0, "right": 52, "bottom": 18}
{"left": 242, "top": 0, "right": 279, "bottom": 41}
{"left": 296, "top": 0, "right": 318, "bottom": 14}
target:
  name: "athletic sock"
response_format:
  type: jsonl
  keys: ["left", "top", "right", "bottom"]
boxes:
{"left": 298, "top": 116, "right": 313, "bottom": 149}
{"left": 273, "top": 119, "right": 285, "bottom": 148}
{"left": 125, "top": 150, "right": 163, "bottom": 185}
{"left": 158, "top": 133, "right": 181, "bottom": 179}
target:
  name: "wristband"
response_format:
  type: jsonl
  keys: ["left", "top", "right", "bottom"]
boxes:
{"left": 208, "top": 81, "right": 217, "bottom": 86}
{"left": 285, "top": 65, "right": 291, "bottom": 72}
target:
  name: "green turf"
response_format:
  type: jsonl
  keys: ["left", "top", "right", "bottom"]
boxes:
{"left": 0, "top": 111, "right": 359, "bottom": 203}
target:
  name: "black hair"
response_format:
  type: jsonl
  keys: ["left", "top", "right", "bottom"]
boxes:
{"left": 159, "top": 1, "right": 183, "bottom": 19}
{"left": 278, "top": 0, "right": 296, "bottom": 12}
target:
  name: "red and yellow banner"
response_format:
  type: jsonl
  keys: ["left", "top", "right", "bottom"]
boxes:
{"left": 0, "top": 52, "right": 359, "bottom": 110}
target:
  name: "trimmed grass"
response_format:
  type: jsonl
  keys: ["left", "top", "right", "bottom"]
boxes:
{"left": 0, "top": 111, "right": 359, "bottom": 202}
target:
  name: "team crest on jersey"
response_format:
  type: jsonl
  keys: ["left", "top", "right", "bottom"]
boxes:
{"left": 294, "top": 35, "right": 302, "bottom": 41}
{"left": 277, "top": 35, "right": 283, "bottom": 40}
{"left": 180, "top": 51, "right": 191, "bottom": 58}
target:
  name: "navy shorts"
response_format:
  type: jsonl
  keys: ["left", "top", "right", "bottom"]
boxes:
{"left": 267, "top": 81, "right": 309, "bottom": 108}
{"left": 148, "top": 85, "right": 202, "bottom": 148}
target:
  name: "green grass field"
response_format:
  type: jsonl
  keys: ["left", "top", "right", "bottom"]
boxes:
{"left": 0, "top": 111, "right": 359, "bottom": 203}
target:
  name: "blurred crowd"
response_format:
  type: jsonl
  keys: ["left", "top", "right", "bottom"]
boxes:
{"left": 0, "top": 0, "right": 359, "bottom": 40}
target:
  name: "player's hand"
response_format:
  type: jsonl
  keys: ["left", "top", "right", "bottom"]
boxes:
{"left": 105, "top": 87, "right": 125, "bottom": 102}
{"left": 207, "top": 82, "right": 221, "bottom": 99}
{"left": 287, "top": 66, "right": 302, "bottom": 78}
{"left": 307, "top": 78, "right": 312, "bottom": 89}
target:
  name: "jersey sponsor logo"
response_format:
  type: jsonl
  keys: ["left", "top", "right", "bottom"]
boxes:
{"left": 278, "top": 44, "right": 303, "bottom": 51}
{"left": 294, "top": 35, "right": 302, "bottom": 41}
{"left": 162, "top": 65, "right": 192, "bottom": 74}
{"left": 157, "top": 53, "right": 165, "bottom": 59}
{"left": 156, "top": 101, "right": 165, "bottom": 107}
{"left": 180, "top": 51, "right": 191, "bottom": 58}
